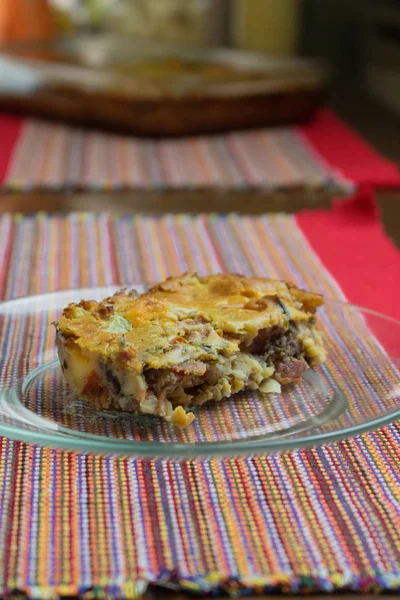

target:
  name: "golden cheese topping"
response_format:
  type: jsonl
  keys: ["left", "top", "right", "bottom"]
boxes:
{"left": 55, "top": 273, "right": 323, "bottom": 374}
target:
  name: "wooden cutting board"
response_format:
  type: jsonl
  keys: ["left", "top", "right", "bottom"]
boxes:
{"left": 0, "top": 35, "right": 328, "bottom": 136}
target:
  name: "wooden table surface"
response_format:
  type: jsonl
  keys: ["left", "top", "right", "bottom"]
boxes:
{"left": 0, "top": 188, "right": 399, "bottom": 247}
{"left": 1, "top": 85, "right": 400, "bottom": 599}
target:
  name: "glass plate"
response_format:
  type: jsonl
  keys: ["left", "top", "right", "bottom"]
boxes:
{"left": 0, "top": 286, "right": 399, "bottom": 458}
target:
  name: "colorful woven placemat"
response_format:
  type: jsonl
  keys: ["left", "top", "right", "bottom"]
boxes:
{"left": 1, "top": 110, "right": 400, "bottom": 193}
{"left": 0, "top": 201, "right": 399, "bottom": 598}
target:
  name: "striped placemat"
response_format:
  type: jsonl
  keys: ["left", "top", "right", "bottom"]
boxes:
{"left": 1, "top": 110, "right": 400, "bottom": 193}
{"left": 0, "top": 205, "right": 399, "bottom": 598}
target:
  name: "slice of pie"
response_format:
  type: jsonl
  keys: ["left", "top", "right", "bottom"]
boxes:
{"left": 55, "top": 273, "right": 326, "bottom": 428}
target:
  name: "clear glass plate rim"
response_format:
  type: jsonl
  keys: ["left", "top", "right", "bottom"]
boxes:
{"left": 12, "top": 360, "right": 350, "bottom": 447}
{"left": 0, "top": 286, "right": 399, "bottom": 457}
{"left": 1, "top": 405, "right": 399, "bottom": 456}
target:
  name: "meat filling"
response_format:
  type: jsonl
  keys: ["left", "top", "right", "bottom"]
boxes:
{"left": 245, "top": 325, "right": 286, "bottom": 354}
{"left": 261, "top": 323, "right": 308, "bottom": 384}
{"left": 144, "top": 322, "right": 310, "bottom": 401}
{"left": 145, "top": 360, "right": 222, "bottom": 402}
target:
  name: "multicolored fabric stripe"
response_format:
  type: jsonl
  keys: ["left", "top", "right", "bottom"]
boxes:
{"left": 2, "top": 109, "right": 400, "bottom": 193}
{"left": 0, "top": 213, "right": 399, "bottom": 598}
{"left": 1, "top": 119, "right": 352, "bottom": 193}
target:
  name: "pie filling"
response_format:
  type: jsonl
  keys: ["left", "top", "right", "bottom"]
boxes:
{"left": 57, "top": 320, "right": 320, "bottom": 428}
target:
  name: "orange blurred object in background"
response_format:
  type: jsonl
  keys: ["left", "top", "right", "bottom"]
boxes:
{"left": 0, "top": 0, "right": 55, "bottom": 43}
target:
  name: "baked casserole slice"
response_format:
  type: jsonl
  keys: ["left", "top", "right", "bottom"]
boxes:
{"left": 55, "top": 273, "right": 326, "bottom": 428}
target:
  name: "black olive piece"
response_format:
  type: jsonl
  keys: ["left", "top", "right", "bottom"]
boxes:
{"left": 277, "top": 297, "right": 290, "bottom": 317}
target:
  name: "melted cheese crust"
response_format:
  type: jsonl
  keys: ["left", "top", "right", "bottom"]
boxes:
{"left": 56, "top": 273, "right": 322, "bottom": 371}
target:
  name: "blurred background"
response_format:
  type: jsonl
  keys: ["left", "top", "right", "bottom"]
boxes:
{"left": 1, "top": 0, "right": 400, "bottom": 125}
{"left": 1, "top": 0, "right": 398, "bottom": 117}
{"left": 1, "top": 0, "right": 400, "bottom": 222}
